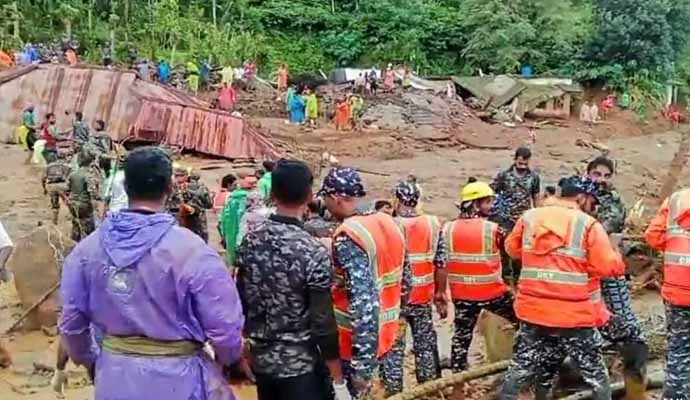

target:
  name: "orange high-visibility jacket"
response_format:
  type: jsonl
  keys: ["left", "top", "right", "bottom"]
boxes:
{"left": 444, "top": 218, "right": 508, "bottom": 301}
{"left": 645, "top": 189, "right": 690, "bottom": 306}
{"left": 332, "top": 212, "right": 406, "bottom": 360}
{"left": 505, "top": 201, "right": 625, "bottom": 328}
{"left": 399, "top": 215, "right": 441, "bottom": 305}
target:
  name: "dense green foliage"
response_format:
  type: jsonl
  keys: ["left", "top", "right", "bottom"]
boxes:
{"left": 2, "top": 0, "right": 690, "bottom": 92}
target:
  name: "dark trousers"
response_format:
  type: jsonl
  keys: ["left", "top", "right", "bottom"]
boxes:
{"left": 664, "top": 303, "right": 690, "bottom": 400}
{"left": 499, "top": 322, "right": 611, "bottom": 400}
{"left": 256, "top": 370, "right": 330, "bottom": 400}
{"left": 452, "top": 293, "right": 516, "bottom": 372}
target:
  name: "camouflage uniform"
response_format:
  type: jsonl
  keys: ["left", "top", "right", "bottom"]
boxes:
{"left": 535, "top": 187, "right": 647, "bottom": 397}
{"left": 443, "top": 211, "right": 516, "bottom": 372}
{"left": 333, "top": 232, "right": 412, "bottom": 398}
{"left": 664, "top": 304, "right": 690, "bottom": 400}
{"left": 43, "top": 159, "right": 72, "bottom": 225}
{"left": 383, "top": 203, "right": 442, "bottom": 390}
{"left": 490, "top": 165, "right": 541, "bottom": 232}
{"left": 236, "top": 214, "right": 336, "bottom": 399}
{"left": 66, "top": 165, "right": 99, "bottom": 241}
{"left": 183, "top": 176, "right": 213, "bottom": 242}
{"left": 304, "top": 215, "right": 338, "bottom": 238}
{"left": 500, "top": 323, "right": 611, "bottom": 400}
{"left": 490, "top": 165, "right": 540, "bottom": 281}
{"left": 598, "top": 188, "right": 647, "bottom": 384}
{"left": 319, "top": 167, "right": 412, "bottom": 398}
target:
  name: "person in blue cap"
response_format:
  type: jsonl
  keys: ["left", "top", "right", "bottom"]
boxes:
{"left": 319, "top": 167, "right": 411, "bottom": 398}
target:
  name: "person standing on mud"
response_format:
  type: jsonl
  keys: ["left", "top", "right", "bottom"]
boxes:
{"left": 236, "top": 160, "right": 351, "bottom": 400}
{"left": 59, "top": 146, "right": 245, "bottom": 400}
{"left": 498, "top": 176, "right": 625, "bottom": 400}
{"left": 645, "top": 187, "right": 690, "bottom": 400}
{"left": 385, "top": 181, "right": 444, "bottom": 391}
{"left": 587, "top": 156, "right": 648, "bottom": 394}
{"left": 319, "top": 167, "right": 411, "bottom": 398}
{"left": 181, "top": 172, "right": 213, "bottom": 242}
{"left": 65, "top": 150, "right": 99, "bottom": 241}
{"left": 537, "top": 157, "right": 648, "bottom": 398}
{"left": 490, "top": 146, "right": 541, "bottom": 282}
{"left": 443, "top": 178, "right": 516, "bottom": 374}
{"left": 42, "top": 150, "right": 73, "bottom": 225}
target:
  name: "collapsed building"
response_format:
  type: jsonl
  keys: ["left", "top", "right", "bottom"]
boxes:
{"left": 0, "top": 64, "right": 280, "bottom": 159}
{"left": 452, "top": 75, "right": 583, "bottom": 120}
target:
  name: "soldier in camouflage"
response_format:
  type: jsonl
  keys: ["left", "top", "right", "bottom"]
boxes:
{"left": 535, "top": 158, "right": 648, "bottom": 398}
{"left": 236, "top": 160, "right": 351, "bottom": 400}
{"left": 65, "top": 150, "right": 99, "bottom": 241}
{"left": 588, "top": 156, "right": 648, "bottom": 392}
{"left": 182, "top": 172, "right": 213, "bottom": 242}
{"left": 381, "top": 181, "right": 443, "bottom": 392}
{"left": 42, "top": 150, "right": 73, "bottom": 225}
{"left": 166, "top": 165, "right": 188, "bottom": 224}
{"left": 499, "top": 176, "right": 623, "bottom": 400}
{"left": 490, "top": 147, "right": 540, "bottom": 282}
{"left": 320, "top": 167, "right": 412, "bottom": 398}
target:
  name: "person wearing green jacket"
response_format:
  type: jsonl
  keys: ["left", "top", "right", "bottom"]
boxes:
{"left": 220, "top": 176, "right": 256, "bottom": 268}
{"left": 257, "top": 161, "right": 274, "bottom": 203}
{"left": 305, "top": 88, "right": 319, "bottom": 127}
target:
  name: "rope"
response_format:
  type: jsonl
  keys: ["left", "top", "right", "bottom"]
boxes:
{"left": 386, "top": 361, "right": 509, "bottom": 400}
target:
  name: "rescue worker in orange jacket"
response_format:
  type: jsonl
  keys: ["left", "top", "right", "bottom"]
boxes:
{"left": 320, "top": 167, "right": 411, "bottom": 399}
{"left": 645, "top": 188, "right": 690, "bottom": 400}
{"left": 498, "top": 176, "right": 625, "bottom": 400}
{"left": 382, "top": 181, "right": 445, "bottom": 392}
{"left": 445, "top": 178, "right": 516, "bottom": 373}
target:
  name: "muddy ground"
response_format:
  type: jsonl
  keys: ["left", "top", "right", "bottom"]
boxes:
{"left": 0, "top": 87, "right": 684, "bottom": 399}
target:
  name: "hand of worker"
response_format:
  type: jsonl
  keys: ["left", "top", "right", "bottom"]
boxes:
{"left": 332, "top": 380, "right": 353, "bottom": 400}
{"left": 434, "top": 293, "right": 448, "bottom": 319}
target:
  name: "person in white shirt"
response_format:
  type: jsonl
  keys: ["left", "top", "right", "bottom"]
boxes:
{"left": 104, "top": 155, "right": 129, "bottom": 213}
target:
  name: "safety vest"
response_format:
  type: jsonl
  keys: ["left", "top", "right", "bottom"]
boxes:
{"left": 444, "top": 218, "right": 507, "bottom": 301}
{"left": 515, "top": 207, "right": 609, "bottom": 328}
{"left": 662, "top": 189, "right": 690, "bottom": 306}
{"left": 399, "top": 215, "right": 440, "bottom": 305}
{"left": 332, "top": 213, "right": 406, "bottom": 360}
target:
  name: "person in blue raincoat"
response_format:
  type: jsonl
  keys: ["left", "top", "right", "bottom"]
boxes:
{"left": 289, "top": 89, "right": 306, "bottom": 124}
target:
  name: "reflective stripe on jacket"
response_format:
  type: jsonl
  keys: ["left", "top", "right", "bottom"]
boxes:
{"left": 660, "top": 189, "right": 690, "bottom": 306}
{"left": 511, "top": 205, "right": 612, "bottom": 328}
{"left": 399, "top": 215, "right": 440, "bottom": 304}
{"left": 332, "top": 213, "right": 406, "bottom": 360}
{"left": 444, "top": 218, "right": 507, "bottom": 301}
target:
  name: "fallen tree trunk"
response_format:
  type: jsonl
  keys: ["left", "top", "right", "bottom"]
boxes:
{"left": 387, "top": 360, "right": 509, "bottom": 400}
{"left": 557, "top": 371, "right": 664, "bottom": 400}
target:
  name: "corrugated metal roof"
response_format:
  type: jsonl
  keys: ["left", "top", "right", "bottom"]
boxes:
{"left": 0, "top": 64, "right": 279, "bottom": 160}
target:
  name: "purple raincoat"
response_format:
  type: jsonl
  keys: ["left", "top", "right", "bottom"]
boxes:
{"left": 59, "top": 211, "right": 244, "bottom": 400}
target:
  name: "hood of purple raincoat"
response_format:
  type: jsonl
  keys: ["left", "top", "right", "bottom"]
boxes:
{"left": 99, "top": 211, "right": 175, "bottom": 267}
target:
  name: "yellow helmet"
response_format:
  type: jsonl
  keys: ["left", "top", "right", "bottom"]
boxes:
{"left": 460, "top": 181, "right": 494, "bottom": 202}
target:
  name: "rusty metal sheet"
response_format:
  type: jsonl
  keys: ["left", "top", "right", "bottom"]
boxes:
{"left": 0, "top": 64, "right": 280, "bottom": 160}
{"left": 133, "top": 100, "right": 280, "bottom": 159}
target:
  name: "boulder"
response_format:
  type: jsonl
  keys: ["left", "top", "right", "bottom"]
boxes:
{"left": 7, "top": 226, "right": 73, "bottom": 330}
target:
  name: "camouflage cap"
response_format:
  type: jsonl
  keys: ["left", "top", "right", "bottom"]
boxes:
{"left": 558, "top": 175, "right": 602, "bottom": 198}
{"left": 394, "top": 181, "right": 420, "bottom": 207}
{"left": 318, "top": 167, "right": 366, "bottom": 198}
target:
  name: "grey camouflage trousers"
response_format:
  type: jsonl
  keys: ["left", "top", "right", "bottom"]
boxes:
{"left": 536, "top": 276, "right": 648, "bottom": 397}
{"left": 664, "top": 304, "right": 690, "bottom": 400}
{"left": 342, "top": 349, "right": 401, "bottom": 400}
{"left": 499, "top": 322, "right": 611, "bottom": 400}
{"left": 452, "top": 293, "right": 516, "bottom": 372}
{"left": 380, "top": 304, "right": 441, "bottom": 396}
